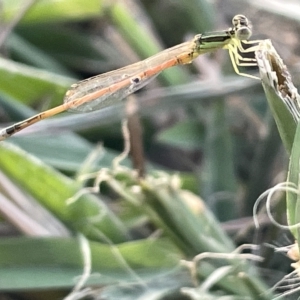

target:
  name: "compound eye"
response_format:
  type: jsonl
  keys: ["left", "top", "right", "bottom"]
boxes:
{"left": 232, "top": 14, "right": 249, "bottom": 28}
{"left": 232, "top": 14, "right": 252, "bottom": 40}
{"left": 236, "top": 27, "right": 252, "bottom": 40}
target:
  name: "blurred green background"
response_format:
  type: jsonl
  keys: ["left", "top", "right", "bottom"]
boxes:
{"left": 0, "top": 0, "right": 300, "bottom": 299}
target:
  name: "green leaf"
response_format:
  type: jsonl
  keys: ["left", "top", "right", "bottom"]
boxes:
{"left": 2, "top": 0, "right": 104, "bottom": 24}
{"left": 286, "top": 121, "right": 300, "bottom": 238}
{"left": 0, "top": 142, "right": 129, "bottom": 243}
{"left": 156, "top": 119, "right": 204, "bottom": 150}
{"left": 256, "top": 40, "right": 297, "bottom": 154}
{"left": 15, "top": 25, "right": 114, "bottom": 73}
{"left": 0, "top": 237, "right": 182, "bottom": 290}
{"left": 0, "top": 57, "right": 72, "bottom": 106}
{"left": 9, "top": 133, "right": 130, "bottom": 172}
{"left": 6, "top": 33, "right": 74, "bottom": 76}
{"left": 201, "top": 100, "right": 237, "bottom": 221}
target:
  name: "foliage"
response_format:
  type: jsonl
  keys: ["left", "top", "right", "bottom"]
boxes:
{"left": 0, "top": 0, "right": 299, "bottom": 299}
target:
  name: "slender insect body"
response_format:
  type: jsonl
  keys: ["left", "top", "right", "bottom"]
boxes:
{"left": 0, "top": 14, "right": 261, "bottom": 140}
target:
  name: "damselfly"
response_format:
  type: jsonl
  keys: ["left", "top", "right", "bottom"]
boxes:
{"left": 0, "top": 14, "right": 260, "bottom": 141}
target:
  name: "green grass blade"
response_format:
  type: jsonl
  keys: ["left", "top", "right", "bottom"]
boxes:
{"left": 255, "top": 40, "right": 297, "bottom": 154}
{"left": 0, "top": 142, "right": 129, "bottom": 243}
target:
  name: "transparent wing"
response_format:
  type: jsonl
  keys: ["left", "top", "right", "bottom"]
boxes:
{"left": 64, "top": 40, "right": 193, "bottom": 112}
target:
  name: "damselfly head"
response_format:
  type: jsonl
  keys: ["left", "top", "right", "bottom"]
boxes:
{"left": 232, "top": 14, "right": 252, "bottom": 41}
